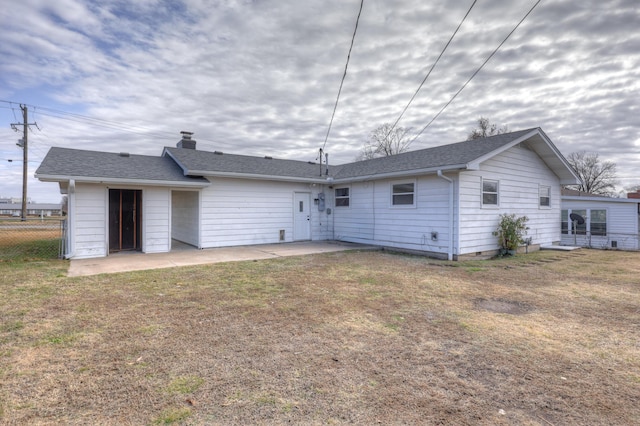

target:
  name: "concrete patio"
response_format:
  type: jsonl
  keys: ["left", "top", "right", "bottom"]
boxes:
{"left": 67, "top": 241, "right": 376, "bottom": 277}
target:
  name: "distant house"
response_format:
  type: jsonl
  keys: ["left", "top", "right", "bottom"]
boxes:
{"left": 36, "top": 128, "right": 579, "bottom": 260}
{"left": 561, "top": 189, "right": 640, "bottom": 250}
{"left": 0, "top": 203, "right": 63, "bottom": 217}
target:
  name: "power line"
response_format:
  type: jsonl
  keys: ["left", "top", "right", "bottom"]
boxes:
{"left": 1, "top": 100, "right": 178, "bottom": 140}
{"left": 407, "top": 0, "right": 542, "bottom": 148}
{"left": 321, "top": 0, "right": 364, "bottom": 153}
{"left": 386, "top": 0, "right": 478, "bottom": 136}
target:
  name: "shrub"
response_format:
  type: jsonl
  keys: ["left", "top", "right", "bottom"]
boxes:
{"left": 493, "top": 213, "right": 529, "bottom": 254}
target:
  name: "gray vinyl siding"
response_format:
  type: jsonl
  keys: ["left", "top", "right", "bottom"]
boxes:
{"left": 458, "top": 144, "right": 561, "bottom": 254}
{"left": 561, "top": 198, "right": 640, "bottom": 250}
{"left": 143, "top": 187, "right": 171, "bottom": 253}
{"left": 199, "top": 177, "right": 331, "bottom": 248}
{"left": 71, "top": 184, "right": 172, "bottom": 258}
{"left": 72, "top": 183, "right": 107, "bottom": 258}
{"left": 334, "top": 175, "right": 452, "bottom": 255}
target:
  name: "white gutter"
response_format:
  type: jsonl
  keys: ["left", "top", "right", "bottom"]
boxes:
{"left": 34, "top": 174, "right": 209, "bottom": 188}
{"left": 332, "top": 164, "right": 469, "bottom": 184}
{"left": 437, "top": 170, "right": 454, "bottom": 261}
{"left": 191, "top": 170, "right": 329, "bottom": 184}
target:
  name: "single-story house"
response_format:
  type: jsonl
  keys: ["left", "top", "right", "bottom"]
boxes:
{"left": 561, "top": 189, "right": 640, "bottom": 250}
{"left": 35, "top": 127, "right": 579, "bottom": 260}
{"left": 0, "top": 203, "right": 63, "bottom": 217}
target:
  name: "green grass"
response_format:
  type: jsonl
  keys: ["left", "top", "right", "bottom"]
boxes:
{"left": 166, "top": 376, "right": 204, "bottom": 394}
{"left": 0, "top": 239, "right": 61, "bottom": 261}
{"left": 153, "top": 407, "right": 192, "bottom": 424}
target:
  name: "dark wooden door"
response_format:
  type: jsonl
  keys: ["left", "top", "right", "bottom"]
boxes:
{"left": 109, "top": 189, "right": 142, "bottom": 253}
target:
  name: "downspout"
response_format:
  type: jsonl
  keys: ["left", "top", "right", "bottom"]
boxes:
{"left": 66, "top": 179, "right": 76, "bottom": 259}
{"left": 437, "top": 170, "right": 454, "bottom": 261}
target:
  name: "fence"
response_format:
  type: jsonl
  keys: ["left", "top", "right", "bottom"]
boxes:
{"left": 0, "top": 219, "right": 65, "bottom": 261}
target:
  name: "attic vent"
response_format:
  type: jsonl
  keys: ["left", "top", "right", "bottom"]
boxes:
{"left": 214, "top": 151, "right": 223, "bottom": 155}
{"left": 264, "top": 156, "right": 272, "bottom": 160}
{"left": 119, "top": 152, "right": 130, "bottom": 157}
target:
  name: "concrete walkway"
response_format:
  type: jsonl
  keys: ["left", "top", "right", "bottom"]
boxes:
{"left": 68, "top": 241, "right": 375, "bottom": 277}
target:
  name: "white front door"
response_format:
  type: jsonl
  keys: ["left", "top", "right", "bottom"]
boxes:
{"left": 293, "top": 192, "right": 311, "bottom": 241}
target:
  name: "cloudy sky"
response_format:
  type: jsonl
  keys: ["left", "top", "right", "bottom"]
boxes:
{"left": 1, "top": 0, "right": 638, "bottom": 203}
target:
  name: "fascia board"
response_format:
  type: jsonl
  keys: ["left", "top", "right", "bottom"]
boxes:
{"left": 331, "top": 164, "right": 467, "bottom": 184}
{"left": 562, "top": 195, "right": 639, "bottom": 204}
{"left": 34, "top": 174, "right": 210, "bottom": 188}
{"left": 199, "top": 171, "right": 327, "bottom": 184}
{"left": 162, "top": 149, "right": 190, "bottom": 176}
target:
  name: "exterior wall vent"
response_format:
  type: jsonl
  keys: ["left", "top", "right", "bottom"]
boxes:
{"left": 279, "top": 229, "right": 285, "bottom": 241}
{"left": 611, "top": 241, "right": 618, "bottom": 248}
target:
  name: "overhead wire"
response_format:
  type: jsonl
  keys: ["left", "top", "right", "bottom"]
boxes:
{"left": 0, "top": 99, "right": 178, "bottom": 141}
{"left": 385, "top": 0, "right": 478, "bottom": 137}
{"left": 321, "top": 0, "right": 364, "bottom": 153}
{"left": 406, "top": 0, "right": 542, "bottom": 148}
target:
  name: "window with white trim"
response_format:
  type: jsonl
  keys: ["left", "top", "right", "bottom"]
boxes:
{"left": 590, "top": 209, "right": 607, "bottom": 236}
{"left": 482, "top": 179, "right": 499, "bottom": 206}
{"left": 335, "top": 187, "right": 350, "bottom": 207}
{"left": 392, "top": 182, "right": 415, "bottom": 206}
{"left": 539, "top": 185, "right": 551, "bottom": 207}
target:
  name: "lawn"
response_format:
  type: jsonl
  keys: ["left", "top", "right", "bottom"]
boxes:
{"left": 0, "top": 249, "right": 639, "bottom": 425}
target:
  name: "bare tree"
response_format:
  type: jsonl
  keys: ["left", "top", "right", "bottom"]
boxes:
{"left": 356, "top": 124, "right": 412, "bottom": 161}
{"left": 467, "top": 117, "right": 509, "bottom": 140}
{"left": 565, "top": 151, "right": 618, "bottom": 195}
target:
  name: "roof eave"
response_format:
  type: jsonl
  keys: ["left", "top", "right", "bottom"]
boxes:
{"left": 162, "top": 149, "right": 190, "bottom": 176}
{"left": 562, "top": 195, "right": 639, "bottom": 203}
{"left": 196, "top": 170, "right": 329, "bottom": 184}
{"left": 332, "top": 164, "right": 468, "bottom": 184}
{"left": 35, "top": 174, "right": 210, "bottom": 188}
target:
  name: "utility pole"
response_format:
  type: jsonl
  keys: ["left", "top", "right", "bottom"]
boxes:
{"left": 11, "top": 105, "right": 37, "bottom": 221}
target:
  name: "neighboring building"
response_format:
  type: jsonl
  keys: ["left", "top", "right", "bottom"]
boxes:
{"left": 561, "top": 189, "right": 640, "bottom": 250}
{"left": 36, "top": 128, "right": 579, "bottom": 260}
{"left": 0, "top": 203, "right": 63, "bottom": 217}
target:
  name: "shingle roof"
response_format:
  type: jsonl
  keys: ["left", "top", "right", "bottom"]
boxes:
{"left": 37, "top": 128, "right": 575, "bottom": 185}
{"left": 164, "top": 147, "right": 327, "bottom": 180}
{"left": 334, "top": 129, "right": 537, "bottom": 179}
{"left": 35, "top": 147, "right": 208, "bottom": 185}
{"left": 164, "top": 128, "right": 537, "bottom": 181}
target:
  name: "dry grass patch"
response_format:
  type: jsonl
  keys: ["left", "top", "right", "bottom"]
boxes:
{"left": 0, "top": 249, "right": 639, "bottom": 424}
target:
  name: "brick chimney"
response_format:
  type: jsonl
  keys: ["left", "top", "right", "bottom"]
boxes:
{"left": 627, "top": 191, "right": 640, "bottom": 199}
{"left": 177, "top": 131, "right": 196, "bottom": 149}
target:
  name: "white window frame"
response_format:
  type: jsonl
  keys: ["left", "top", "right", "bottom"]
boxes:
{"left": 589, "top": 209, "right": 607, "bottom": 236}
{"left": 481, "top": 178, "right": 499, "bottom": 208}
{"left": 539, "top": 185, "right": 551, "bottom": 208}
{"left": 390, "top": 180, "right": 416, "bottom": 208}
{"left": 334, "top": 187, "right": 350, "bottom": 208}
